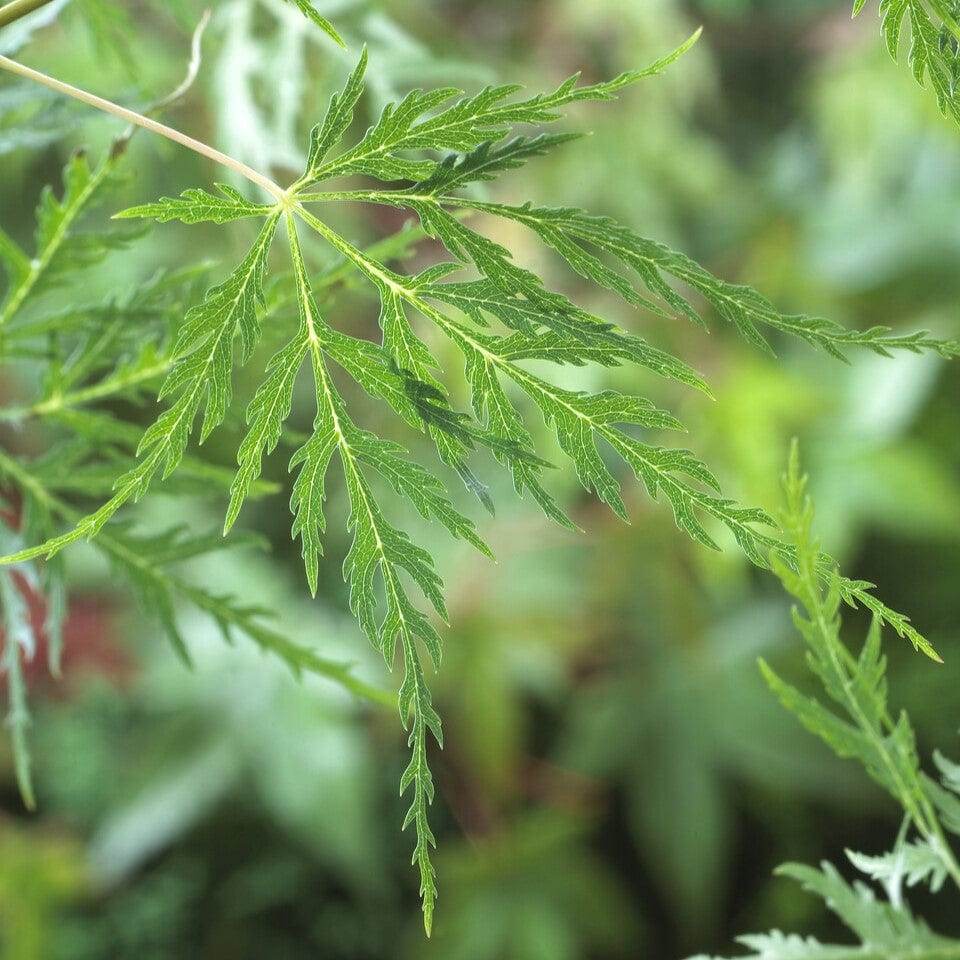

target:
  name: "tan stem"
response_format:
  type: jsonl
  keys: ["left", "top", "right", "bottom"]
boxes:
{"left": 0, "top": 52, "right": 287, "bottom": 201}
{"left": 0, "top": 0, "right": 58, "bottom": 29}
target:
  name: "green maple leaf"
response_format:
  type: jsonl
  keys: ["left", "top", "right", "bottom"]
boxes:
{"left": 2, "top": 27, "right": 956, "bottom": 932}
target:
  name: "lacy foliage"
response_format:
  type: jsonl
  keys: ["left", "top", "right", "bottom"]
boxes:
{"left": 688, "top": 448, "right": 960, "bottom": 960}
{"left": 1, "top": 10, "right": 957, "bottom": 933}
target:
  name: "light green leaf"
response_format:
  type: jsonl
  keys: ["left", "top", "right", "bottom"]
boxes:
{"left": 847, "top": 840, "right": 949, "bottom": 897}
{"left": 855, "top": 1, "right": 960, "bottom": 123}
{"left": 690, "top": 861, "right": 960, "bottom": 958}
{"left": 304, "top": 46, "right": 368, "bottom": 176}
{"left": 227, "top": 336, "right": 308, "bottom": 533}
{"left": 284, "top": 216, "right": 445, "bottom": 931}
{"left": 303, "top": 31, "right": 700, "bottom": 186}
{"left": 0, "top": 147, "right": 130, "bottom": 331}
{"left": 116, "top": 184, "right": 276, "bottom": 224}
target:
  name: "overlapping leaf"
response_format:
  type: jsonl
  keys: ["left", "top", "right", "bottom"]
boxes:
{"left": 690, "top": 861, "right": 960, "bottom": 958}
{"left": 688, "top": 451, "right": 960, "bottom": 960}
{"left": 855, "top": 0, "right": 960, "bottom": 125}
{"left": 0, "top": 450, "right": 386, "bottom": 703}
{"left": 0, "top": 146, "right": 135, "bottom": 332}
{"left": 761, "top": 446, "right": 958, "bottom": 869}
{"left": 2, "top": 29, "right": 959, "bottom": 934}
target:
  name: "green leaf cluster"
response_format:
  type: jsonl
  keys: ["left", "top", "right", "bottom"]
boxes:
{"left": 1, "top": 9, "right": 958, "bottom": 933}
{"left": 855, "top": 0, "right": 960, "bottom": 122}
{"left": 690, "top": 446, "right": 960, "bottom": 959}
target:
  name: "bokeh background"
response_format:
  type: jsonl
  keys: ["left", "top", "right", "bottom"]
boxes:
{"left": 2, "top": 0, "right": 960, "bottom": 957}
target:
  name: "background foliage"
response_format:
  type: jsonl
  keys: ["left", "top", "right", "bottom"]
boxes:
{"left": 1, "top": 0, "right": 959, "bottom": 957}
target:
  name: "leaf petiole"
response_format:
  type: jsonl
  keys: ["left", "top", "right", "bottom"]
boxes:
{"left": 0, "top": 0, "right": 59, "bottom": 29}
{"left": 0, "top": 51, "right": 287, "bottom": 202}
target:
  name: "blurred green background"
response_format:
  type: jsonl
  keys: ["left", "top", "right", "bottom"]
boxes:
{"left": 2, "top": 0, "right": 960, "bottom": 957}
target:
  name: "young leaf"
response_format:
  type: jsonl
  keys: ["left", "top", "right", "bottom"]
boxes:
{"left": 689, "top": 861, "right": 960, "bottom": 958}
{"left": 847, "top": 840, "right": 949, "bottom": 899}
{"left": 761, "top": 444, "right": 959, "bottom": 875}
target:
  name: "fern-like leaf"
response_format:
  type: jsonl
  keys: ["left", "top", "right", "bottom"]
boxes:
{"left": 761, "top": 444, "right": 960, "bottom": 876}
{"left": 299, "top": 31, "right": 700, "bottom": 186}
{"left": 847, "top": 840, "right": 949, "bottom": 899}
{"left": 692, "top": 448, "right": 960, "bottom": 959}
{"left": 690, "top": 861, "right": 960, "bottom": 958}
{"left": 0, "top": 145, "right": 132, "bottom": 332}
{"left": 116, "top": 184, "right": 275, "bottom": 224}
{"left": 0, "top": 449, "right": 387, "bottom": 703}
{"left": 2, "top": 32, "right": 957, "bottom": 931}
{"left": 284, "top": 219, "right": 449, "bottom": 930}
{"left": 855, "top": 0, "right": 960, "bottom": 123}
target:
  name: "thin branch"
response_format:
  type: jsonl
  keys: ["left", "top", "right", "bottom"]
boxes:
{"left": 0, "top": 53, "right": 287, "bottom": 202}
{"left": 144, "top": 9, "right": 211, "bottom": 118}
{"left": 0, "top": 0, "right": 58, "bottom": 29}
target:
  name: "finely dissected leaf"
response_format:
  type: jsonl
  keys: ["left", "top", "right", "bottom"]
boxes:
{"left": 104, "top": 520, "right": 388, "bottom": 700}
{"left": 0, "top": 147, "right": 131, "bottom": 331}
{"left": 855, "top": 1, "right": 960, "bottom": 123}
{"left": 2, "top": 30, "right": 958, "bottom": 936}
{"left": 303, "top": 46, "right": 368, "bottom": 177}
{"left": 293, "top": 205, "right": 777, "bottom": 555}
{"left": 691, "top": 875, "right": 960, "bottom": 959}
{"left": 778, "top": 861, "right": 959, "bottom": 952}
{"left": 695, "top": 535, "right": 960, "bottom": 960}
{"left": 415, "top": 197, "right": 960, "bottom": 361}
{"left": 227, "top": 336, "right": 308, "bottom": 534}
{"left": 847, "top": 840, "right": 949, "bottom": 898}
{"left": 116, "top": 184, "right": 276, "bottom": 224}
{"left": 0, "top": 450, "right": 388, "bottom": 703}
{"left": 412, "top": 133, "right": 583, "bottom": 194}
{"left": 0, "top": 214, "right": 281, "bottom": 567}
{"left": 302, "top": 31, "right": 700, "bottom": 186}
{"left": 698, "top": 448, "right": 960, "bottom": 960}
{"left": 285, "top": 218, "right": 445, "bottom": 931}
{"left": 143, "top": 212, "right": 280, "bottom": 460}
{"left": 762, "top": 445, "right": 959, "bottom": 880}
